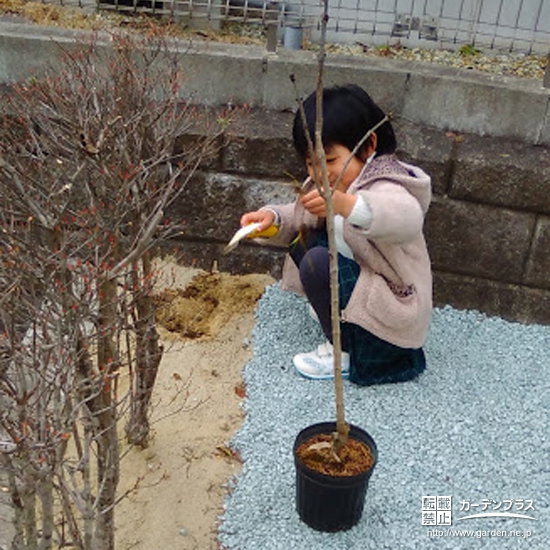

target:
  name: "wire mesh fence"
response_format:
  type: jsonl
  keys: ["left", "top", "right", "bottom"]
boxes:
{"left": 35, "top": 0, "right": 550, "bottom": 55}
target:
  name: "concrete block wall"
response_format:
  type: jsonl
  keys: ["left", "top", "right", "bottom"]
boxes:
{"left": 165, "top": 110, "right": 550, "bottom": 326}
{"left": 1, "top": 22, "right": 550, "bottom": 143}
{"left": 396, "top": 120, "right": 550, "bottom": 324}
{"left": 1, "top": 21, "right": 549, "bottom": 324}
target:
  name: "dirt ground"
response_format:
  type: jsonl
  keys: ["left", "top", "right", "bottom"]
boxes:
{"left": 114, "top": 261, "right": 274, "bottom": 550}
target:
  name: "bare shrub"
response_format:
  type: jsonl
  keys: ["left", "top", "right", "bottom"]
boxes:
{"left": 0, "top": 29, "right": 227, "bottom": 549}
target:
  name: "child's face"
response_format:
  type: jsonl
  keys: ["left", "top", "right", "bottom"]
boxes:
{"left": 305, "top": 144, "right": 366, "bottom": 193}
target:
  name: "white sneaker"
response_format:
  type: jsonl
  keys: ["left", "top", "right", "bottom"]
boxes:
{"left": 293, "top": 341, "right": 350, "bottom": 380}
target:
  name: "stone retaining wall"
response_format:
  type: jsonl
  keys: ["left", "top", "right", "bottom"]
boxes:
{"left": 165, "top": 109, "right": 550, "bottom": 325}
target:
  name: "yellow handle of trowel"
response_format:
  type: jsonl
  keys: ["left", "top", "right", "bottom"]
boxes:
{"left": 247, "top": 225, "right": 279, "bottom": 239}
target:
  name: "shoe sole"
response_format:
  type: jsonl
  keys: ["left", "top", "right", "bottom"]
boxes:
{"left": 293, "top": 363, "right": 350, "bottom": 381}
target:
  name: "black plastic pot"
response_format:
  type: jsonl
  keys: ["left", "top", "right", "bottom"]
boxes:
{"left": 293, "top": 422, "right": 377, "bottom": 532}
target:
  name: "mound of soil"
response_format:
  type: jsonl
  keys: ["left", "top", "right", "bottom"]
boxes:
{"left": 154, "top": 271, "right": 273, "bottom": 339}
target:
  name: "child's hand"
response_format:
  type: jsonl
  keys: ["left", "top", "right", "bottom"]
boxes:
{"left": 300, "top": 189, "right": 326, "bottom": 217}
{"left": 240, "top": 210, "right": 275, "bottom": 233}
{"left": 300, "top": 189, "right": 357, "bottom": 218}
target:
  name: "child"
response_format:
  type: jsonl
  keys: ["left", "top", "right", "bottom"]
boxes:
{"left": 240, "top": 84, "right": 432, "bottom": 385}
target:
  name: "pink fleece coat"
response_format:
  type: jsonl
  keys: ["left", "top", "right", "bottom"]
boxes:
{"left": 260, "top": 154, "right": 433, "bottom": 349}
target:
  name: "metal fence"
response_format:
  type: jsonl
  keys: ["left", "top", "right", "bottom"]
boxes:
{"left": 43, "top": 0, "right": 550, "bottom": 55}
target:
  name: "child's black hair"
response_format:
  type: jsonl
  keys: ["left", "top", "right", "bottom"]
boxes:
{"left": 292, "top": 84, "right": 396, "bottom": 159}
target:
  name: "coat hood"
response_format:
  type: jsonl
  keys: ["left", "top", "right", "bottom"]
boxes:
{"left": 353, "top": 154, "right": 432, "bottom": 214}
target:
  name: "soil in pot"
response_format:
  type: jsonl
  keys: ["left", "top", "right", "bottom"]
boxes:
{"left": 296, "top": 433, "right": 374, "bottom": 476}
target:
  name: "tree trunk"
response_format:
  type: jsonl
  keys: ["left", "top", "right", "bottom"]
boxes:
{"left": 93, "top": 417, "right": 119, "bottom": 550}
{"left": 37, "top": 477, "right": 54, "bottom": 550}
{"left": 22, "top": 459, "right": 38, "bottom": 550}
{"left": 324, "top": 189, "right": 349, "bottom": 451}
{"left": 91, "top": 277, "right": 120, "bottom": 550}
{"left": 4, "top": 454, "right": 25, "bottom": 550}
{"left": 125, "top": 252, "right": 163, "bottom": 448}
{"left": 316, "top": 0, "right": 349, "bottom": 451}
{"left": 75, "top": 333, "right": 98, "bottom": 550}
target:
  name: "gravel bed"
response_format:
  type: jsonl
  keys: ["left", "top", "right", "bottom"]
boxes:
{"left": 219, "top": 283, "right": 549, "bottom": 549}
{"left": 326, "top": 43, "right": 547, "bottom": 80}
{"left": 224, "top": 23, "right": 547, "bottom": 81}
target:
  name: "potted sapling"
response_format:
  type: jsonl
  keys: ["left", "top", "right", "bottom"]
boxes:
{"left": 289, "top": 2, "right": 382, "bottom": 532}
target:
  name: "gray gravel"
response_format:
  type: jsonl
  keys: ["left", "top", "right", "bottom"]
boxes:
{"left": 219, "top": 283, "right": 549, "bottom": 549}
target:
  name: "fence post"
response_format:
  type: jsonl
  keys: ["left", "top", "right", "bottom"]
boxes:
{"left": 544, "top": 52, "right": 550, "bottom": 88}
{"left": 266, "top": 1, "right": 279, "bottom": 53}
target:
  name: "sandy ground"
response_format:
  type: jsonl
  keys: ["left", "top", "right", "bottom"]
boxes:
{"left": 0, "top": 262, "right": 273, "bottom": 550}
{"left": 114, "top": 262, "right": 275, "bottom": 550}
